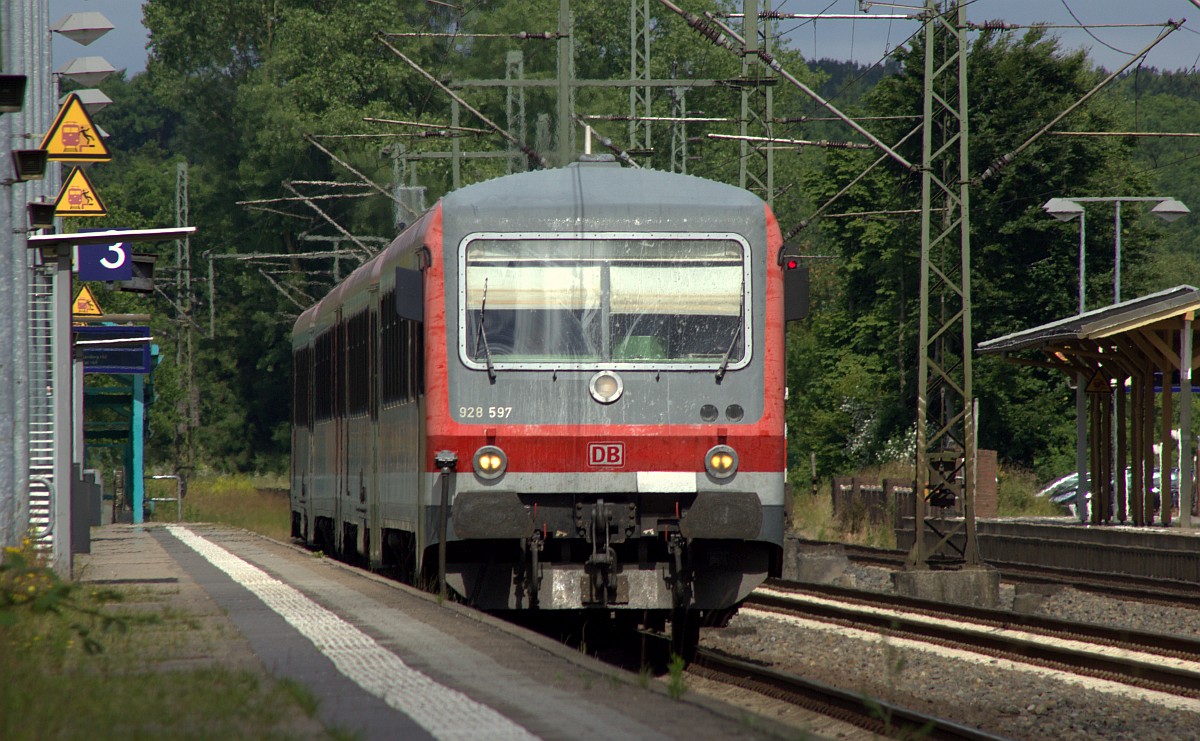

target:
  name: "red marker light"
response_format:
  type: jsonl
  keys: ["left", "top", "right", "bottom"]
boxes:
{"left": 786, "top": 259, "right": 799, "bottom": 270}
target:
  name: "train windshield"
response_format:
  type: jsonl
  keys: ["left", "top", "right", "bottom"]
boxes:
{"left": 461, "top": 234, "right": 750, "bottom": 370}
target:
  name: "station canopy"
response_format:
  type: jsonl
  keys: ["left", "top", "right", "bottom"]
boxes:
{"left": 977, "top": 285, "right": 1200, "bottom": 376}
{"left": 978, "top": 285, "right": 1200, "bottom": 526}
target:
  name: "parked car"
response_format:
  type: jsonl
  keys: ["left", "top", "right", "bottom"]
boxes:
{"left": 1037, "top": 469, "right": 1177, "bottom": 517}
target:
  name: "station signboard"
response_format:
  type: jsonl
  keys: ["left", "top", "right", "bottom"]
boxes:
{"left": 74, "top": 325, "right": 152, "bottom": 374}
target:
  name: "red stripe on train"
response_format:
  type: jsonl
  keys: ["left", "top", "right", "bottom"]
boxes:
{"left": 424, "top": 431, "right": 785, "bottom": 473}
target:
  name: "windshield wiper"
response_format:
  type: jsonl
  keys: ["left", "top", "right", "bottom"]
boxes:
{"left": 715, "top": 276, "right": 744, "bottom": 381}
{"left": 715, "top": 318, "right": 744, "bottom": 378}
{"left": 473, "top": 278, "right": 496, "bottom": 381}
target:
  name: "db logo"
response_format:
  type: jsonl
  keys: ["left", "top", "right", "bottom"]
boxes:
{"left": 588, "top": 442, "right": 625, "bottom": 467}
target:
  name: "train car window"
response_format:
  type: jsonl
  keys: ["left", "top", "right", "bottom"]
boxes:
{"left": 381, "top": 290, "right": 396, "bottom": 406}
{"left": 351, "top": 310, "right": 370, "bottom": 416}
{"left": 335, "top": 321, "right": 346, "bottom": 418}
{"left": 314, "top": 331, "right": 332, "bottom": 421}
{"left": 291, "top": 348, "right": 306, "bottom": 427}
{"left": 400, "top": 319, "right": 411, "bottom": 402}
{"left": 461, "top": 235, "right": 748, "bottom": 369}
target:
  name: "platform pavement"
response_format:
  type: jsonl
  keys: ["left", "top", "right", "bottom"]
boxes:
{"left": 72, "top": 523, "right": 808, "bottom": 741}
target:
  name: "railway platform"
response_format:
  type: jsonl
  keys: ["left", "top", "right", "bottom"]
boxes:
{"left": 74, "top": 523, "right": 787, "bottom": 741}
{"left": 896, "top": 515, "right": 1200, "bottom": 584}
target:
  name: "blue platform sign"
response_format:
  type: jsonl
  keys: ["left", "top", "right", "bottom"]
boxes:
{"left": 74, "top": 325, "right": 152, "bottom": 374}
{"left": 78, "top": 241, "right": 133, "bottom": 281}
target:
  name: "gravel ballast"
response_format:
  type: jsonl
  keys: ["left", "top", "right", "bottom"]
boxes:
{"left": 699, "top": 563, "right": 1200, "bottom": 740}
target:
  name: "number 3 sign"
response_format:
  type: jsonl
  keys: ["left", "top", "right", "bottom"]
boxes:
{"left": 78, "top": 242, "right": 133, "bottom": 281}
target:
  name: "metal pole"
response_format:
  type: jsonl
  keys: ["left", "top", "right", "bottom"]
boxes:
{"left": 1078, "top": 210, "right": 1086, "bottom": 315}
{"left": 434, "top": 451, "right": 458, "bottom": 601}
{"left": 556, "top": 0, "right": 573, "bottom": 166}
{"left": 132, "top": 374, "right": 145, "bottom": 524}
{"left": 0, "top": 0, "right": 20, "bottom": 549}
{"left": 52, "top": 245, "right": 73, "bottom": 572}
{"left": 1114, "top": 201, "right": 1122, "bottom": 303}
{"left": 909, "top": 0, "right": 937, "bottom": 569}
{"left": 451, "top": 100, "right": 461, "bottom": 190}
{"left": 1076, "top": 210, "right": 1088, "bottom": 523}
{"left": 1181, "top": 315, "right": 1193, "bottom": 528}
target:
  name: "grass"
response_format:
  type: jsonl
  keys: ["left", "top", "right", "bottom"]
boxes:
{"left": 145, "top": 473, "right": 293, "bottom": 541}
{"left": 0, "top": 543, "right": 334, "bottom": 740}
{"left": 997, "top": 465, "right": 1065, "bottom": 517}
{"left": 790, "top": 459, "right": 1060, "bottom": 547}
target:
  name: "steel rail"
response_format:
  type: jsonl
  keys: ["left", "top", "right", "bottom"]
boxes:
{"left": 689, "top": 646, "right": 1006, "bottom": 740}
{"left": 751, "top": 582, "right": 1200, "bottom": 696}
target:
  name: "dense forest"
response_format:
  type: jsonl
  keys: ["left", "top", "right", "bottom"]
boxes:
{"left": 70, "top": 1, "right": 1200, "bottom": 484}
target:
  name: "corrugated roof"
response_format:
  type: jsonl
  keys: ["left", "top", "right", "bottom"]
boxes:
{"left": 977, "top": 285, "right": 1200, "bottom": 354}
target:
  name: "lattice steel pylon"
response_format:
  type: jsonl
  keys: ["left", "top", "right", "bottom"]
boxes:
{"left": 506, "top": 50, "right": 527, "bottom": 173}
{"left": 738, "top": 0, "right": 774, "bottom": 205}
{"left": 668, "top": 82, "right": 688, "bottom": 174}
{"left": 908, "top": 0, "right": 979, "bottom": 568}
{"left": 629, "top": 0, "right": 651, "bottom": 154}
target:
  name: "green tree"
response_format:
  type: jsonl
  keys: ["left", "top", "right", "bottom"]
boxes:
{"left": 800, "top": 28, "right": 1157, "bottom": 478}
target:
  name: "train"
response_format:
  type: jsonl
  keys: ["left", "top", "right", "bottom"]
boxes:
{"left": 290, "top": 154, "right": 806, "bottom": 654}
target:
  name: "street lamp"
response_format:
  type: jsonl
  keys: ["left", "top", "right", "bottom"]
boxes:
{"left": 1042, "top": 198, "right": 1086, "bottom": 314}
{"left": 1042, "top": 195, "right": 1191, "bottom": 524}
{"left": 1042, "top": 197, "right": 1089, "bottom": 523}
{"left": 1043, "top": 196, "right": 1191, "bottom": 304}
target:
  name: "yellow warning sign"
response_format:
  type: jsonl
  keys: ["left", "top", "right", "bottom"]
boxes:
{"left": 72, "top": 285, "right": 104, "bottom": 316}
{"left": 39, "top": 93, "right": 111, "bottom": 162}
{"left": 1086, "top": 372, "right": 1112, "bottom": 394}
{"left": 53, "top": 167, "right": 107, "bottom": 217}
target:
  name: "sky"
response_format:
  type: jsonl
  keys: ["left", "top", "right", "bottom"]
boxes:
{"left": 49, "top": 0, "right": 1200, "bottom": 78}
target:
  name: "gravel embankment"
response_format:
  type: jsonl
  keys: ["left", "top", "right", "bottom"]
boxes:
{"left": 700, "top": 564, "right": 1200, "bottom": 740}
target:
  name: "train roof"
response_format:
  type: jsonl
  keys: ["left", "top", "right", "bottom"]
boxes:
{"left": 441, "top": 156, "right": 765, "bottom": 231}
{"left": 291, "top": 159, "right": 768, "bottom": 340}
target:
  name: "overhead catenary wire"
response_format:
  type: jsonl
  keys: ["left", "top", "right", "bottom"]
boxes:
{"left": 303, "top": 134, "right": 420, "bottom": 219}
{"left": 374, "top": 32, "right": 550, "bottom": 169}
{"left": 363, "top": 117, "right": 492, "bottom": 135}
{"left": 980, "top": 19, "right": 1184, "bottom": 181}
{"left": 379, "top": 30, "right": 564, "bottom": 40}
{"left": 654, "top": 0, "right": 918, "bottom": 173}
{"left": 236, "top": 192, "right": 374, "bottom": 205}
{"left": 1050, "top": 131, "right": 1200, "bottom": 138}
{"left": 785, "top": 124, "right": 923, "bottom": 241}
{"left": 258, "top": 268, "right": 312, "bottom": 311}
{"left": 283, "top": 181, "right": 376, "bottom": 259}
{"left": 708, "top": 133, "right": 872, "bottom": 149}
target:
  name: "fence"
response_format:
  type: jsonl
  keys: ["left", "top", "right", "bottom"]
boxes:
{"left": 831, "top": 477, "right": 918, "bottom": 529}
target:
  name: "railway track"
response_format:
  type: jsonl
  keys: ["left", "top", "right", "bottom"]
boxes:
{"left": 748, "top": 581, "right": 1200, "bottom": 700}
{"left": 687, "top": 646, "right": 1006, "bottom": 740}
{"left": 622, "top": 626, "right": 1002, "bottom": 740}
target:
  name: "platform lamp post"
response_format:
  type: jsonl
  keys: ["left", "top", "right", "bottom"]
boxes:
{"left": 1044, "top": 196, "right": 1191, "bottom": 526}
{"left": 1042, "top": 198, "right": 1089, "bottom": 523}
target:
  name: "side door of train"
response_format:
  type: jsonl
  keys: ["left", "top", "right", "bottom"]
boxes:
{"left": 368, "top": 292, "right": 384, "bottom": 568}
{"left": 335, "top": 309, "right": 348, "bottom": 553}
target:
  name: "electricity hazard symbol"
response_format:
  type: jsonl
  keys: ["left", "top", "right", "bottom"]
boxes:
{"left": 39, "top": 93, "right": 111, "bottom": 162}
{"left": 72, "top": 285, "right": 104, "bottom": 316}
{"left": 53, "top": 167, "right": 108, "bottom": 217}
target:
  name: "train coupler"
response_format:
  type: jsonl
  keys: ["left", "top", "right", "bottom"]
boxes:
{"left": 521, "top": 530, "right": 545, "bottom": 608}
{"left": 580, "top": 498, "right": 630, "bottom": 605}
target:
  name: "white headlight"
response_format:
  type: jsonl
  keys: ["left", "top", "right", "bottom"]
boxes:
{"left": 589, "top": 370, "right": 623, "bottom": 404}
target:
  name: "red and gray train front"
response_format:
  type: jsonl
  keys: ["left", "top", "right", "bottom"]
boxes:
{"left": 427, "top": 424, "right": 786, "bottom": 612}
